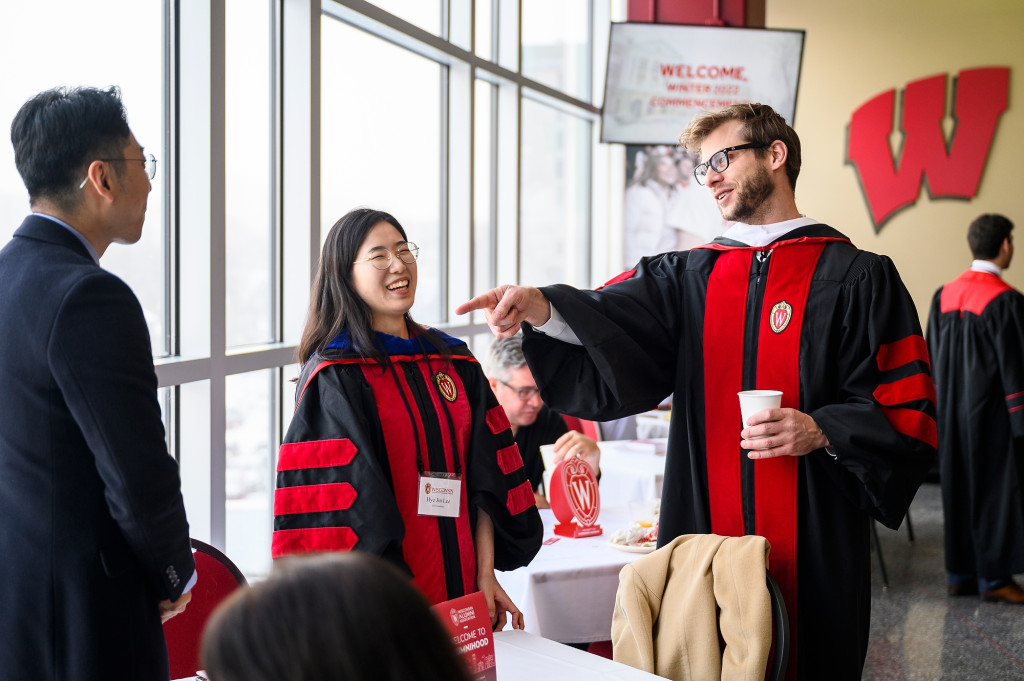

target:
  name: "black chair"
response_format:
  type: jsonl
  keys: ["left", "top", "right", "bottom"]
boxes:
{"left": 766, "top": 571, "right": 790, "bottom": 681}
{"left": 871, "top": 509, "right": 915, "bottom": 589}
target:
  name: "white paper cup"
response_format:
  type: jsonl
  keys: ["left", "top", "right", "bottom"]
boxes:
{"left": 738, "top": 390, "right": 783, "bottom": 433}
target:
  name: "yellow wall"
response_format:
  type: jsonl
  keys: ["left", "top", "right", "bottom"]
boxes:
{"left": 766, "top": 0, "right": 1024, "bottom": 323}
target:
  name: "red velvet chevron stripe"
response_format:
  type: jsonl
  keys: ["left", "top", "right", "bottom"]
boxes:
{"left": 274, "top": 482, "right": 357, "bottom": 516}
{"left": 271, "top": 526, "right": 358, "bottom": 557}
{"left": 277, "top": 439, "right": 357, "bottom": 471}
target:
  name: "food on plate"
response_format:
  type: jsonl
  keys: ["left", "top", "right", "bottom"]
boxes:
{"left": 608, "top": 521, "right": 659, "bottom": 548}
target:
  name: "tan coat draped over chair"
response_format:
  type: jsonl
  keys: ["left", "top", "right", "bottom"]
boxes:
{"left": 612, "top": 534, "right": 772, "bottom": 681}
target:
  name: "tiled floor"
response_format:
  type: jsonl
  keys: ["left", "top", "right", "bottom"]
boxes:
{"left": 864, "top": 482, "right": 1024, "bottom": 680}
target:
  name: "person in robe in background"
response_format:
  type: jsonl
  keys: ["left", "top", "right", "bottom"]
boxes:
{"left": 927, "top": 212, "right": 1024, "bottom": 604}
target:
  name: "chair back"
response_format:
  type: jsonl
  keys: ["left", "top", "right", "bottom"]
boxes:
{"left": 163, "top": 539, "right": 248, "bottom": 679}
{"left": 766, "top": 571, "right": 790, "bottom": 681}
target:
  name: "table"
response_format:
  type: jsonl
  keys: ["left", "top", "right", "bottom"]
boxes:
{"left": 541, "top": 439, "right": 667, "bottom": 508}
{"left": 635, "top": 409, "right": 672, "bottom": 439}
{"left": 494, "top": 629, "right": 661, "bottom": 679}
{"left": 497, "top": 506, "right": 648, "bottom": 643}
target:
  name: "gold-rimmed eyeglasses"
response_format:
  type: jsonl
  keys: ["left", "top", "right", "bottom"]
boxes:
{"left": 353, "top": 243, "right": 420, "bottom": 270}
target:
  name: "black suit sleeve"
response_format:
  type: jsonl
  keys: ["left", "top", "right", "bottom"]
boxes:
{"left": 49, "top": 271, "right": 194, "bottom": 600}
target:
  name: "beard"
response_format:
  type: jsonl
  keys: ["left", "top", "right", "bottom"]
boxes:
{"left": 719, "top": 162, "right": 774, "bottom": 223}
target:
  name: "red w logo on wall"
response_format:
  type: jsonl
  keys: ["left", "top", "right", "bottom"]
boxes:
{"left": 846, "top": 67, "right": 1009, "bottom": 231}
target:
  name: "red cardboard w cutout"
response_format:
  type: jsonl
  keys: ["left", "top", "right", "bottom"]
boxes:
{"left": 549, "top": 456, "right": 602, "bottom": 538}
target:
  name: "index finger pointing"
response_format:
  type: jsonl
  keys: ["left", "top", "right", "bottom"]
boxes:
{"left": 455, "top": 292, "right": 498, "bottom": 316}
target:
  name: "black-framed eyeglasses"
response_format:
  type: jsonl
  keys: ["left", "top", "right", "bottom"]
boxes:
{"left": 78, "top": 153, "right": 158, "bottom": 189}
{"left": 500, "top": 380, "right": 540, "bottom": 401}
{"left": 353, "top": 243, "right": 420, "bottom": 270}
{"left": 693, "top": 142, "right": 768, "bottom": 185}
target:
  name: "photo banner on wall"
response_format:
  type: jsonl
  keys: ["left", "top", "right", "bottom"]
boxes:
{"left": 601, "top": 23, "right": 806, "bottom": 145}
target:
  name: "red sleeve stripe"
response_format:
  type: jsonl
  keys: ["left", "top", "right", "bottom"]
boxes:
{"left": 506, "top": 481, "right": 536, "bottom": 516}
{"left": 1004, "top": 392, "right": 1024, "bottom": 413}
{"left": 274, "top": 482, "right": 357, "bottom": 516}
{"left": 873, "top": 373, "right": 936, "bottom": 407}
{"left": 880, "top": 407, "right": 938, "bottom": 448}
{"left": 271, "top": 526, "right": 358, "bottom": 558}
{"left": 876, "top": 335, "right": 931, "bottom": 372}
{"left": 277, "top": 439, "right": 357, "bottom": 472}
{"left": 496, "top": 444, "right": 525, "bottom": 475}
{"left": 486, "top": 405, "right": 512, "bottom": 435}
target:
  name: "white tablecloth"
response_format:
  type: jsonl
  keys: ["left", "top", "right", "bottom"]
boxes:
{"left": 497, "top": 506, "right": 648, "bottom": 643}
{"left": 495, "top": 629, "right": 661, "bottom": 679}
{"left": 635, "top": 410, "right": 672, "bottom": 439}
{"left": 541, "top": 439, "right": 667, "bottom": 508}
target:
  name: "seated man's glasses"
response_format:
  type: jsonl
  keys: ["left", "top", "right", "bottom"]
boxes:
{"left": 500, "top": 380, "right": 539, "bottom": 401}
{"left": 353, "top": 243, "right": 420, "bottom": 270}
{"left": 693, "top": 142, "right": 768, "bottom": 185}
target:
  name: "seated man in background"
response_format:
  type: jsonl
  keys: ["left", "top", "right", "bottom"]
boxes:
{"left": 486, "top": 336, "right": 600, "bottom": 508}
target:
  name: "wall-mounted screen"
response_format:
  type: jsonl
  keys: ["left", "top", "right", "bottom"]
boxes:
{"left": 601, "top": 23, "right": 805, "bottom": 144}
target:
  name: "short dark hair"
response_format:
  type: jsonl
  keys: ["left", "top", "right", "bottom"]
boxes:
{"left": 967, "top": 213, "right": 1014, "bottom": 260}
{"left": 679, "top": 102, "right": 802, "bottom": 192}
{"left": 201, "top": 553, "right": 473, "bottom": 681}
{"left": 10, "top": 86, "right": 132, "bottom": 210}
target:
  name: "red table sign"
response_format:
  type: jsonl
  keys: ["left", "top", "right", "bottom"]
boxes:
{"left": 433, "top": 591, "right": 497, "bottom": 681}
{"left": 549, "top": 456, "right": 602, "bottom": 537}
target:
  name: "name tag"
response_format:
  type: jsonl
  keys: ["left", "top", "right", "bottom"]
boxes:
{"left": 417, "top": 473, "right": 462, "bottom": 518}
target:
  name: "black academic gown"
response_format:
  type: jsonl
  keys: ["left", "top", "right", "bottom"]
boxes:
{"left": 273, "top": 329, "right": 542, "bottom": 604}
{"left": 927, "top": 270, "right": 1024, "bottom": 578}
{"left": 522, "top": 225, "right": 936, "bottom": 681}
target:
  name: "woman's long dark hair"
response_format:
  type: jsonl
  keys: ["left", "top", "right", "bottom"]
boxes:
{"left": 297, "top": 207, "right": 448, "bottom": 366}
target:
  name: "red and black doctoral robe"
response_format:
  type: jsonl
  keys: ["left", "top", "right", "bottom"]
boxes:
{"left": 522, "top": 224, "right": 936, "bottom": 681}
{"left": 272, "top": 329, "right": 542, "bottom": 604}
{"left": 927, "top": 270, "right": 1024, "bottom": 579}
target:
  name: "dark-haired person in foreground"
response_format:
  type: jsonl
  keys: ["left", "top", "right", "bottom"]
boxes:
{"left": 203, "top": 553, "right": 473, "bottom": 681}
{"left": 928, "top": 213, "right": 1024, "bottom": 604}
{"left": 271, "top": 207, "right": 541, "bottom": 628}
{"left": 458, "top": 103, "right": 936, "bottom": 680}
{"left": 0, "top": 86, "right": 194, "bottom": 681}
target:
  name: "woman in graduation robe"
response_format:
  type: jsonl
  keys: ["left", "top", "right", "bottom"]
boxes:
{"left": 272, "top": 208, "right": 541, "bottom": 627}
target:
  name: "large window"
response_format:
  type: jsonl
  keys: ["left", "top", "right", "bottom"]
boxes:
{"left": 0, "top": 0, "right": 622, "bottom": 580}
{"left": 0, "top": 1, "right": 168, "bottom": 354}
{"left": 320, "top": 15, "right": 444, "bottom": 323}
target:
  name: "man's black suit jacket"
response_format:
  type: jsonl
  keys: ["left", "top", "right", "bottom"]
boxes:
{"left": 0, "top": 215, "right": 195, "bottom": 681}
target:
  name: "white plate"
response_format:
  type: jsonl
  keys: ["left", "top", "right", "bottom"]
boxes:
{"left": 608, "top": 542, "right": 656, "bottom": 554}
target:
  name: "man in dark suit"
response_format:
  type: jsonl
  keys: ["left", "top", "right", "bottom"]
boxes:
{"left": 0, "top": 86, "right": 195, "bottom": 680}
